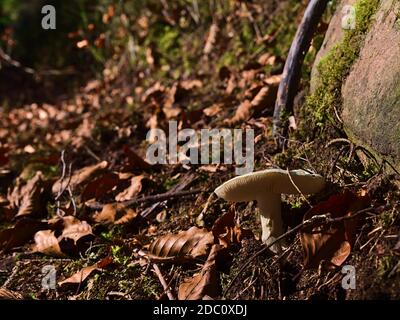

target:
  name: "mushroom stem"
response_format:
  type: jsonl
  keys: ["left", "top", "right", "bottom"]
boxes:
{"left": 258, "top": 194, "right": 284, "bottom": 253}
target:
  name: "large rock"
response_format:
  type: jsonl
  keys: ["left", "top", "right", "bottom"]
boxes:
{"left": 312, "top": 0, "right": 400, "bottom": 169}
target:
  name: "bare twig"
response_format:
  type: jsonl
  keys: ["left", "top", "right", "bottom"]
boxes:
{"left": 153, "top": 263, "right": 175, "bottom": 300}
{"left": 85, "top": 188, "right": 204, "bottom": 211}
{"left": 223, "top": 207, "right": 373, "bottom": 296}
{"left": 0, "top": 47, "right": 76, "bottom": 76}
{"left": 286, "top": 168, "right": 312, "bottom": 207}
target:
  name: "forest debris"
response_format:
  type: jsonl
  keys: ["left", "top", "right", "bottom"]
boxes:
{"left": 58, "top": 257, "right": 112, "bottom": 288}
{"left": 115, "top": 175, "right": 146, "bottom": 202}
{"left": 147, "top": 226, "right": 214, "bottom": 262}
{"left": 0, "top": 218, "right": 48, "bottom": 252}
{"left": 0, "top": 287, "right": 23, "bottom": 300}
{"left": 52, "top": 161, "right": 109, "bottom": 194}
{"left": 300, "top": 191, "right": 371, "bottom": 269}
{"left": 8, "top": 171, "right": 49, "bottom": 219}
{"left": 203, "top": 23, "right": 219, "bottom": 55}
{"left": 81, "top": 172, "right": 120, "bottom": 202}
{"left": 93, "top": 203, "right": 139, "bottom": 225}
{"left": 212, "top": 209, "right": 254, "bottom": 248}
{"left": 178, "top": 244, "right": 221, "bottom": 300}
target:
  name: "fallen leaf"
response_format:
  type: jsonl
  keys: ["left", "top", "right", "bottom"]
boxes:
{"left": 203, "top": 23, "right": 219, "bottom": 55}
{"left": 300, "top": 191, "right": 371, "bottom": 269}
{"left": 203, "top": 103, "right": 223, "bottom": 117}
{"left": 8, "top": 171, "right": 49, "bottom": 219}
{"left": 0, "top": 218, "right": 48, "bottom": 252}
{"left": 93, "top": 203, "right": 139, "bottom": 225}
{"left": 115, "top": 175, "right": 145, "bottom": 202}
{"left": 226, "top": 77, "right": 280, "bottom": 125}
{"left": 81, "top": 172, "right": 120, "bottom": 202}
{"left": 212, "top": 209, "right": 254, "bottom": 248}
{"left": 178, "top": 244, "right": 221, "bottom": 300}
{"left": 148, "top": 226, "right": 214, "bottom": 262}
{"left": 33, "top": 216, "right": 94, "bottom": 257}
{"left": 52, "top": 161, "right": 108, "bottom": 195}
{"left": 122, "top": 146, "right": 152, "bottom": 171}
{"left": 0, "top": 288, "right": 23, "bottom": 300}
{"left": 58, "top": 257, "right": 112, "bottom": 287}
{"left": 33, "top": 230, "right": 65, "bottom": 257}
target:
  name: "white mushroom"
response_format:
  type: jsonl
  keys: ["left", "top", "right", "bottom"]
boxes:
{"left": 214, "top": 168, "right": 325, "bottom": 253}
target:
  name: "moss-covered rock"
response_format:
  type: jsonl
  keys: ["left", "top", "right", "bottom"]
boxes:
{"left": 308, "top": 0, "right": 400, "bottom": 171}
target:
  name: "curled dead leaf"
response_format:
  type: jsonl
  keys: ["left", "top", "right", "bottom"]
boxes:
{"left": 148, "top": 226, "right": 214, "bottom": 262}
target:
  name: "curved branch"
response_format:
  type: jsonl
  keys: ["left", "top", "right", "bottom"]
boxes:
{"left": 270, "top": 0, "right": 329, "bottom": 146}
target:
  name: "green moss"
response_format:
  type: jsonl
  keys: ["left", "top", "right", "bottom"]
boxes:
{"left": 303, "top": 0, "right": 380, "bottom": 130}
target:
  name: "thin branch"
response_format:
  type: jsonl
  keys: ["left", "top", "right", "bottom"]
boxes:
{"left": 286, "top": 168, "right": 312, "bottom": 207}
{"left": 85, "top": 188, "right": 204, "bottom": 211}
{"left": 153, "top": 263, "right": 175, "bottom": 300}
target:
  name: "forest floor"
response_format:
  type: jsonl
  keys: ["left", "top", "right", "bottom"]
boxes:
{"left": 0, "top": 0, "right": 399, "bottom": 300}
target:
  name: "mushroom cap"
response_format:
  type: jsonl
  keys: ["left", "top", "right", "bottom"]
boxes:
{"left": 214, "top": 168, "right": 325, "bottom": 202}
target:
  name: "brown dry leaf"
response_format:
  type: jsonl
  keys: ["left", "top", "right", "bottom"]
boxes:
{"left": 61, "top": 217, "right": 93, "bottom": 244}
{"left": 0, "top": 218, "right": 48, "bottom": 252}
{"left": 212, "top": 209, "right": 254, "bottom": 248}
{"left": 33, "top": 216, "right": 95, "bottom": 257}
{"left": 180, "top": 79, "right": 203, "bottom": 91}
{"left": 203, "top": 103, "right": 223, "bottom": 117}
{"left": 122, "top": 146, "right": 152, "bottom": 171}
{"left": 203, "top": 23, "right": 219, "bottom": 55}
{"left": 52, "top": 161, "right": 108, "bottom": 194}
{"left": 300, "top": 190, "right": 371, "bottom": 269}
{"left": 9, "top": 171, "right": 49, "bottom": 219}
{"left": 226, "top": 75, "right": 281, "bottom": 124}
{"left": 258, "top": 53, "right": 276, "bottom": 66}
{"left": 225, "top": 100, "right": 252, "bottom": 125}
{"left": 58, "top": 257, "right": 112, "bottom": 287}
{"left": 81, "top": 172, "right": 120, "bottom": 202}
{"left": 148, "top": 226, "right": 214, "bottom": 262}
{"left": 0, "top": 288, "right": 23, "bottom": 300}
{"left": 115, "top": 175, "right": 145, "bottom": 202}
{"left": 93, "top": 203, "right": 139, "bottom": 225}
{"left": 33, "top": 230, "right": 65, "bottom": 257}
{"left": 178, "top": 244, "right": 221, "bottom": 300}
